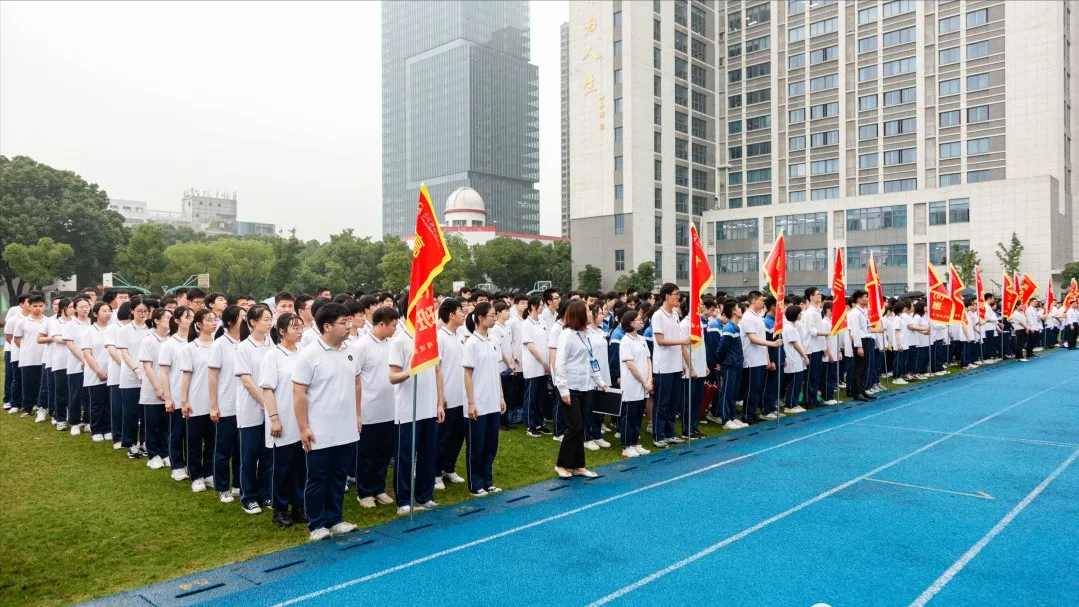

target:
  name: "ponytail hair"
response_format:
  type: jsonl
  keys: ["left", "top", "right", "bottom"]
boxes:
{"left": 169, "top": 306, "right": 194, "bottom": 340}
{"left": 89, "top": 301, "right": 110, "bottom": 324}
{"left": 151, "top": 307, "right": 171, "bottom": 330}
{"left": 465, "top": 301, "right": 493, "bottom": 334}
{"left": 190, "top": 308, "right": 215, "bottom": 342}
{"left": 215, "top": 305, "right": 250, "bottom": 341}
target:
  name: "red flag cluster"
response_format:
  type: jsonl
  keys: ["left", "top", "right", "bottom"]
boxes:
{"left": 406, "top": 184, "right": 452, "bottom": 375}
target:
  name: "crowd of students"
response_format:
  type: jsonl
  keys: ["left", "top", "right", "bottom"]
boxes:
{"left": 3, "top": 282, "right": 1076, "bottom": 541}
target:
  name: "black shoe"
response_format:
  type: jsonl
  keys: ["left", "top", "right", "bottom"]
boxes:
{"left": 127, "top": 446, "right": 143, "bottom": 459}
{"left": 273, "top": 509, "right": 294, "bottom": 528}
{"left": 260, "top": 499, "right": 273, "bottom": 509}
{"left": 290, "top": 507, "right": 307, "bottom": 525}
{"left": 537, "top": 425, "right": 553, "bottom": 435}
{"left": 863, "top": 393, "right": 877, "bottom": 401}
{"left": 241, "top": 500, "right": 263, "bottom": 515}
{"left": 688, "top": 431, "right": 705, "bottom": 439}
{"left": 855, "top": 395, "right": 871, "bottom": 402}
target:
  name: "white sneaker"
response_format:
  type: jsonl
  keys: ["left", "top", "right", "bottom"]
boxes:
{"left": 147, "top": 456, "right": 164, "bottom": 470}
{"left": 70, "top": 425, "right": 81, "bottom": 436}
{"left": 583, "top": 440, "right": 600, "bottom": 451}
{"left": 600, "top": 424, "right": 611, "bottom": 434}
{"left": 6, "top": 407, "right": 18, "bottom": 415}
{"left": 595, "top": 438, "right": 611, "bottom": 448}
{"left": 824, "top": 400, "right": 839, "bottom": 406}
{"left": 706, "top": 413, "right": 724, "bottom": 424}
{"left": 82, "top": 423, "right": 91, "bottom": 432}
{"left": 202, "top": 476, "right": 214, "bottom": 488}
{"left": 434, "top": 476, "right": 445, "bottom": 490}
{"left": 162, "top": 457, "right": 171, "bottom": 467}
{"left": 893, "top": 378, "right": 908, "bottom": 385}
{"left": 783, "top": 407, "right": 799, "bottom": 414}
{"left": 668, "top": 436, "right": 685, "bottom": 444}
{"left": 485, "top": 486, "right": 502, "bottom": 494}
{"left": 329, "top": 521, "right": 357, "bottom": 535}
{"left": 789, "top": 406, "right": 807, "bottom": 413}
{"left": 91, "top": 433, "right": 104, "bottom": 442}
{"left": 113, "top": 441, "right": 123, "bottom": 450}
{"left": 219, "top": 491, "right": 234, "bottom": 503}
{"left": 309, "top": 528, "right": 332, "bottom": 542}
{"left": 171, "top": 468, "right": 189, "bottom": 481}
{"left": 35, "top": 410, "right": 47, "bottom": 423}
{"left": 396, "top": 505, "right": 426, "bottom": 516}
{"left": 103, "top": 432, "right": 113, "bottom": 440}
{"left": 736, "top": 420, "right": 750, "bottom": 428}
{"left": 553, "top": 435, "right": 563, "bottom": 443}
{"left": 51, "top": 418, "right": 58, "bottom": 425}
{"left": 443, "top": 472, "right": 466, "bottom": 484}
{"left": 762, "top": 412, "right": 778, "bottom": 421}
{"left": 653, "top": 440, "right": 668, "bottom": 449}
{"left": 191, "top": 478, "right": 207, "bottom": 492}
{"left": 646, "top": 422, "right": 654, "bottom": 434}
{"left": 231, "top": 487, "right": 240, "bottom": 497}
{"left": 375, "top": 493, "right": 394, "bottom": 505}
{"left": 633, "top": 445, "right": 651, "bottom": 455}
{"left": 358, "top": 496, "right": 376, "bottom": 508}
{"left": 723, "top": 420, "right": 740, "bottom": 430}
{"left": 621, "top": 447, "right": 639, "bottom": 458}
{"left": 420, "top": 500, "right": 439, "bottom": 509}
{"left": 1, "top": 403, "right": 9, "bottom": 410}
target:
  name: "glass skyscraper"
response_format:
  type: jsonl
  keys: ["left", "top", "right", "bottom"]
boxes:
{"left": 382, "top": 0, "right": 540, "bottom": 237}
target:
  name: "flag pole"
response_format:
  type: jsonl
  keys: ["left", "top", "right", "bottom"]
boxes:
{"left": 687, "top": 261, "right": 692, "bottom": 449}
{"left": 409, "top": 375, "right": 417, "bottom": 524}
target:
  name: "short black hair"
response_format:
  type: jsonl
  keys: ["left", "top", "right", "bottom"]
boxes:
{"left": 173, "top": 288, "right": 189, "bottom": 297}
{"left": 295, "top": 294, "right": 314, "bottom": 313}
{"left": 372, "top": 306, "right": 400, "bottom": 325}
{"left": 187, "top": 288, "right": 206, "bottom": 301}
{"left": 82, "top": 287, "right": 100, "bottom": 296}
{"left": 438, "top": 298, "right": 462, "bottom": 323}
{"left": 275, "top": 291, "right": 295, "bottom": 304}
{"left": 619, "top": 309, "right": 638, "bottom": 332}
{"left": 332, "top": 293, "right": 353, "bottom": 304}
{"left": 28, "top": 294, "right": 46, "bottom": 305}
{"left": 358, "top": 294, "right": 378, "bottom": 311}
{"left": 785, "top": 306, "right": 801, "bottom": 323}
{"left": 314, "top": 302, "right": 349, "bottom": 334}
{"left": 659, "top": 283, "right": 679, "bottom": 299}
{"left": 804, "top": 287, "right": 819, "bottom": 300}
{"left": 542, "top": 288, "right": 559, "bottom": 304}
{"left": 345, "top": 299, "right": 365, "bottom": 316}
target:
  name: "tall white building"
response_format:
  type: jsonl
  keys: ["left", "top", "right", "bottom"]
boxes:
{"left": 568, "top": 0, "right": 1078, "bottom": 294}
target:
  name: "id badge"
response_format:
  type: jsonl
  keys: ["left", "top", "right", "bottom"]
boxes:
{"left": 590, "top": 358, "right": 601, "bottom": 373}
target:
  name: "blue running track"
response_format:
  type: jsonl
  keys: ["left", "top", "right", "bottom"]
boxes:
{"left": 88, "top": 351, "right": 1079, "bottom": 607}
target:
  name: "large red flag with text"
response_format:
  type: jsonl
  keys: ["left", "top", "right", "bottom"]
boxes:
{"left": 1018, "top": 273, "right": 1038, "bottom": 306}
{"left": 949, "top": 264, "right": 967, "bottom": 325}
{"left": 406, "top": 184, "right": 452, "bottom": 375}
{"left": 1002, "top": 271, "right": 1018, "bottom": 316}
{"left": 1046, "top": 277, "right": 1055, "bottom": 311}
{"left": 865, "top": 251, "right": 883, "bottom": 330}
{"left": 689, "top": 224, "right": 713, "bottom": 349}
{"left": 763, "top": 230, "right": 787, "bottom": 334}
{"left": 928, "top": 262, "right": 953, "bottom": 323}
{"left": 830, "top": 247, "right": 848, "bottom": 335}
{"left": 1064, "top": 278, "right": 1079, "bottom": 308}
{"left": 975, "top": 266, "right": 986, "bottom": 322}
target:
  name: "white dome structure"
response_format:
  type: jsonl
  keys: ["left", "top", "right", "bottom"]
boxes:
{"left": 444, "top": 187, "right": 487, "bottom": 227}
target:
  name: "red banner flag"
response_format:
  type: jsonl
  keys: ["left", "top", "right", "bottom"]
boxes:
{"left": 1003, "top": 271, "right": 1019, "bottom": 316}
{"left": 830, "top": 247, "right": 848, "bottom": 335}
{"left": 975, "top": 266, "right": 986, "bottom": 322}
{"left": 1064, "top": 278, "right": 1078, "bottom": 308}
{"left": 1019, "top": 273, "right": 1039, "bottom": 306}
{"left": 689, "top": 224, "right": 713, "bottom": 349}
{"left": 763, "top": 230, "right": 787, "bottom": 334}
{"left": 406, "top": 184, "right": 452, "bottom": 375}
{"left": 1046, "top": 277, "right": 1055, "bottom": 311}
{"left": 928, "top": 262, "right": 953, "bottom": 324}
{"left": 948, "top": 264, "right": 967, "bottom": 325}
{"left": 865, "top": 251, "right": 883, "bottom": 330}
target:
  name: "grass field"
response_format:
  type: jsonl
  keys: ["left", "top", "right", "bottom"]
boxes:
{"left": 0, "top": 358, "right": 975, "bottom": 607}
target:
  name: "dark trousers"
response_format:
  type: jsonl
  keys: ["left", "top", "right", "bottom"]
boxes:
{"left": 806, "top": 351, "right": 823, "bottom": 402}
{"left": 3, "top": 351, "right": 12, "bottom": 405}
{"left": 1047, "top": 327, "right": 1059, "bottom": 347}
{"left": 719, "top": 367, "right": 740, "bottom": 422}
{"left": 466, "top": 411, "right": 500, "bottom": 492}
{"left": 744, "top": 365, "right": 766, "bottom": 421}
{"left": 356, "top": 420, "right": 394, "bottom": 498}
{"left": 1026, "top": 331, "right": 1040, "bottom": 358}
{"left": 44, "top": 367, "right": 54, "bottom": 417}
{"left": 53, "top": 370, "right": 68, "bottom": 422}
{"left": 1014, "top": 330, "right": 1027, "bottom": 358}
{"left": 20, "top": 364, "right": 43, "bottom": 413}
{"left": 619, "top": 398, "right": 644, "bottom": 446}
{"left": 1067, "top": 323, "right": 1079, "bottom": 349}
{"left": 436, "top": 406, "right": 466, "bottom": 475}
{"left": 239, "top": 424, "right": 272, "bottom": 503}
{"left": 683, "top": 377, "right": 703, "bottom": 434}
{"left": 584, "top": 390, "right": 602, "bottom": 441}
{"left": 120, "top": 387, "right": 142, "bottom": 447}
{"left": 186, "top": 414, "right": 216, "bottom": 480}
{"left": 932, "top": 340, "right": 947, "bottom": 371}
{"left": 67, "top": 373, "right": 86, "bottom": 424}
{"left": 653, "top": 371, "right": 682, "bottom": 441}
{"left": 556, "top": 390, "right": 586, "bottom": 469}
{"left": 784, "top": 371, "right": 805, "bottom": 409}
{"left": 822, "top": 361, "right": 838, "bottom": 400}
{"left": 109, "top": 385, "right": 122, "bottom": 439}
{"left": 168, "top": 409, "right": 186, "bottom": 469}
{"left": 395, "top": 418, "right": 438, "bottom": 506}
{"left": 304, "top": 442, "right": 355, "bottom": 531}
{"left": 9, "top": 359, "right": 21, "bottom": 409}
{"left": 850, "top": 340, "right": 870, "bottom": 397}
{"left": 213, "top": 415, "right": 240, "bottom": 492}
{"left": 272, "top": 441, "right": 306, "bottom": 511}
{"left": 524, "top": 376, "right": 547, "bottom": 430}
{"left": 985, "top": 331, "right": 998, "bottom": 358}
{"left": 87, "top": 384, "right": 109, "bottom": 435}
{"left": 500, "top": 373, "right": 522, "bottom": 426}
{"left": 144, "top": 404, "right": 167, "bottom": 459}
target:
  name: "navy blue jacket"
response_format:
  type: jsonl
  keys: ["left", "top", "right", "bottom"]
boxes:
{"left": 715, "top": 320, "right": 744, "bottom": 370}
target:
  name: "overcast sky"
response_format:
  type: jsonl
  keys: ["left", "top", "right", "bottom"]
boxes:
{"left": 0, "top": 0, "right": 568, "bottom": 241}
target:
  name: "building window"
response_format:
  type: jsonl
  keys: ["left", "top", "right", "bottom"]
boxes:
{"left": 729, "top": 146, "right": 743, "bottom": 161}
{"left": 883, "top": 26, "right": 916, "bottom": 47}
{"left": 883, "top": 86, "right": 916, "bottom": 107}
{"left": 746, "top": 88, "right": 771, "bottom": 104}
{"left": 859, "top": 65, "right": 878, "bottom": 82}
{"left": 728, "top": 197, "right": 743, "bottom": 209}
{"left": 883, "top": 148, "right": 916, "bottom": 166}
{"left": 811, "top": 158, "right": 839, "bottom": 175}
{"left": 614, "top": 69, "right": 622, "bottom": 84}
{"left": 614, "top": 213, "right": 625, "bottom": 235}
{"left": 939, "top": 142, "right": 961, "bottom": 158}
{"left": 675, "top": 57, "right": 688, "bottom": 79}
{"left": 614, "top": 98, "right": 623, "bottom": 113}
{"left": 728, "top": 43, "right": 742, "bottom": 58}
{"left": 858, "top": 7, "right": 877, "bottom": 25}
{"left": 790, "top": 163, "right": 806, "bottom": 178}
{"left": 859, "top": 36, "right": 878, "bottom": 54}
{"left": 675, "top": 84, "right": 689, "bottom": 106}
{"left": 655, "top": 159, "right": 662, "bottom": 180}
{"left": 884, "top": 178, "right": 917, "bottom": 192}
{"left": 729, "top": 172, "right": 743, "bottom": 186}
{"left": 859, "top": 124, "right": 879, "bottom": 140}
{"left": 676, "top": 138, "right": 689, "bottom": 160}
{"left": 967, "top": 40, "right": 989, "bottom": 59}
{"left": 692, "top": 169, "right": 709, "bottom": 190}
{"left": 789, "top": 108, "right": 806, "bottom": 124}
{"left": 789, "top": 80, "right": 806, "bottom": 96}
{"left": 939, "top": 47, "right": 960, "bottom": 65}
{"left": 967, "top": 73, "right": 990, "bottom": 91}
{"left": 775, "top": 212, "right": 827, "bottom": 236}
{"left": 789, "top": 53, "right": 806, "bottom": 69}
{"left": 655, "top": 216, "right": 663, "bottom": 243}
{"left": 810, "top": 101, "right": 839, "bottom": 120}
{"left": 746, "top": 62, "right": 770, "bottom": 79}
{"left": 615, "top": 250, "right": 625, "bottom": 271}
{"left": 967, "top": 170, "right": 991, "bottom": 183}
{"left": 884, "top": 117, "right": 916, "bottom": 136}
{"left": 728, "top": 94, "right": 742, "bottom": 110}
{"left": 967, "top": 8, "right": 988, "bottom": 28}
{"left": 746, "top": 142, "right": 770, "bottom": 157}
{"left": 676, "top": 191, "right": 689, "bottom": 213}
{"left": 810, "top": 46, "right": 838, "bottom": 65}
{"left": 883, "top": 56, "right": 917, "bottom": 76}
{"left": 613, "top": 40, "right": 623, "bottom": 56}
{"left": 728, "top": 11, "right": 742, "bottom": 32}
{"left": 746, "top": 35, "right": 771, "bottom": 54}
{"left": 655, "top": 251, "right": 662, "bottom": 279}
{"left": 613, "top": 11, "right": 622, "bottom": 27}
{"left": 692, "top": 195, "right": 708, "bottom": 216}
{"left": 615, "top": 184, "right": 624, "bottom": 199}
{"left": 968, "top": 105, "right": 990, "bottom": 123}
{"left": 614, "top": 156, "right": 624, "bottom": 171}
{"left": 790, "top": 190, "right": 807, "bottom": 202}
{"left": 846, "top": 205, "right": 907, "bottom": 231}
{"left": 654, "top": 131, "right": 662, "bottom": 152}
{"left": 747, "top": 194, "right": 772, "bottom": 207}
{"left": 858, "top": 183, "right": 880, "bottom": 195}
{"left": 882, "top": 0, "right": 916, "bottom": 19}
{"left": 655, "top": 188, "right": 662, "bottom": 209}
{"left": 940, "top": 110, "right": 961, "bottom": 128}
{"left": 786, "top": 248, "right": 828, "bottom": 271}
{"left": 939, "top": 78, "right": 960, "bottom": 97}
{"left": 967, "top": 137, "right": 990, "bottom": 155}
{"left": 747, "top": 168, "right": 772, "bottom": 183}
{"left": 859, "top": 94, "right": 878, "bottom": 111}
{"left": 716, "top": 252, "right": 759, "bottom": 273}
{"left": 810, "top": 17, "right": 838, "bottom": 37}
{"left": 790, "top": 0, "right": 806, "bottom": 16}
{"left": 929, "top": 201, "right": 947, "bottom": 225}
{"left": 939, "top": 15, "right": 960, "bottom": 34}
{"left": 675, "top": 111, "right": 688, "bottom": 132}
{"left": 810, "top": 187, "right": 839, "bottom": 201}
{"left": 691, "top": 64, "right": 708, "bottom": 87}
{"left": 949, "top": 198, "right": 970, "bottom": 222}
{"left": 728, "top": 120, "right": 743, "bottom": 134}
{"left": 655, "top": 17, "right": 663, "bottom": 40}
{"left": 929, "top": 242, "right": 948, "bottom": 265}
{"left": 848, "top": 245, "right": 908, "bottom": 269}
{"left": 810, "top": 130, "right": 839, "bottom": 147}
{"left": 691, "top": 91, "right": 707, "bottom": 113}
{"left": 691, "top": 38, "right": 707, "bottom": 61}
{"left": 940, "top": 173, "right": 961, "bottom": 186}
{"left": 676, "top": 219, "right": 689, "bottom": 246}
{"left": 675, "top": 31, "right": 688, "bottom": 53}
{"left": 654, "top": 47, "right": 662, "bottom": 68}
{"left": 745, "top": 2, "right": 770, "bottom": 27}
{"left": 788, "top": 26, "right": 805, "bottom": 43}
{"left": 614, "top": 127, "right": 623, "bottom": 142}
{"left": 790, "top": 135, "right": 806, "bottom": 151}
{"left": 810, "top": 74, "right": 838, "bottom": 91}
{"left": 859, "top": 152, "right": 879, "bottom": 168}
{"left": 691, "top": 117, "right": 707, "bottom": 138}
{"left": 676, "top": 165, "right": 689, "bottom": 186}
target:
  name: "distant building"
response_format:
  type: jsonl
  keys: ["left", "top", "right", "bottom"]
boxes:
{"left": 404, "top": 187, "right": 566, "bottom": 250}
{"left": 108, "top": 199, "right": 149, "bottom": 225}
{"left": 108, "top": 191, "right": 275, "bottom": 237}
{"left": 182, "top": 190, "right": 239, "bottom": 235}
{"left": 235, "top": 221, "right": 277, "bottom": 236}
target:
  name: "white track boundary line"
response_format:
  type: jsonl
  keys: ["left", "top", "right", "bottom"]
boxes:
{"left": 908, "top": 447, "right": 1079, "bottom": 607}
{"left": 584, "top": 376, "right": 1077, "bottom": 607}
{"left": 864, "top": 423, "right": 1079, "bottom": 448}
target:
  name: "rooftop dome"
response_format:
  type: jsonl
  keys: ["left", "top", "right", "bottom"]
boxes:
{"left": 445, "top": 187, "right": 485, "bottom": 212}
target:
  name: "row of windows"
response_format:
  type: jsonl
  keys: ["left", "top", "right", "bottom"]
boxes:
{"left": 716, "top": 218, "right": 758, "bottom": 241}
{"left": 728, "top": 141, "right": 772, "bottom": 160}
{"left": 728, "top": 88, "right": 771, "bottom": 108}
{"left": 940, "top": 41, "right": 990, "bottom": 65}
{"left": 940, "top": 171, "right": 992, "bottom": 186}
{"left": 727, "top": 3, "right": 770, "bottom": 33}
{"left": 728, "top": 35, "right": 771, "bottom": 59}
{"left": 776, "top": 212, "right": 827, "bottom": 236}
{"left": 727, "top": 194, "right": 773, "bottom": 209}
{"left": 847, "top": 205, "right": 907, "bottom": 231}
{"left": 858, "top": 56, "right": 916, "bottom": 82}
{"left": 929, "top": 199, "right": 970, "bottom": 225}
{"left": 929, "top": 240, "right": 971, "bottom": 266}
{"left": 938, "top": 8, "right": 989, "bottom": 34}
{"left": 940, "top": 73, "right": 991, "bottom": 96}
{"left": 940, "top": 105, "right": 991, "bottom": 127}
{"left": 858, "top": 0, "right": 916, "bottom": 25}
{"left": 848, "top": 245, "right": 907, "bottom": 269}
{"left": 786, "top": 131, "right": 838, "bottom": 150}
{"left": 939, "top": 137, "right": 993, "bottom": 158}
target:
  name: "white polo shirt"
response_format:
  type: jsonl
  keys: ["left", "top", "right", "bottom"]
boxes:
{"left": 103, "top": 320, "right": 126, "bottom": 386}
{"left": 740, "top": 309, "right": 768, "bottom": 368}
{"left": 78, "top": 324, "right": 110, "bottom": 388}
{"left": 437, "top": 326, "right": 466, "bottom": 408}
{"left": 520, "top": 317, "right": 549, "bottom": 379}
{"left": 589, "top": 325, "right": 612, "bottom": 385}
{"left": 783, "top": 329, "right": 805, "bottom": 373}
{"left": 14, "top": 316, "right": 47, "bottom": 367}
{"left": 137, "top": 332, "right": 167, "bottom": 404}
{"left": 388, "top": 331, "right": 438, "bottom": 424}
{"left": 462, "top": 330, "right": 502, "bottom": 416}
{"left": 651, "top": 306, "right": 683, "bottom": 374}
{"left": 802, "top": 305, "right": 825, "bottom": 354}
{"left": 179, "top": 339, "right": 215, "bottom": 416}
{"left": 3, "top": 307, "right": 22, "bottom": 356}
{"left": 208, "top": 334, "right": 241, "bottom": 416}
{"left": 157, "top": 334, "right": 188, "bottom": 399}
{"left": 679, "top": 317, "right": 706, "bottom": 378}
{"left": 62, "top": 317, "right": 92, "bottom": 375}
{"left": 292, "top": 338, "right": 360, "bottom": 450}
{"left": 234, "top": 335, "right": 274, "bottom": 428}
{"left": 117, "top": 322, "right": 151, "bottom": 389}
{"left": 619, "top": 332, "right": 651, "bottom": 401}
{"left": 39, "top": 316, "right": 60, "bottom": 370}
{"left": 300, "top": 326, "right": 320, "bottom": 349}
{"left": 259, "top": 344, "right": 301, "bottom": 447}
{"left": 353, "top": 332, "right": 395, "bottom": 425}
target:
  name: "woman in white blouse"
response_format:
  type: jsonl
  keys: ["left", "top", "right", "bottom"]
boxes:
{"left": 79, "top": 302, "right": 113, "bottom": 441}
{"left": 138, "top": 307, "right": 172, "bottom": 469}
{"left": 462, "top": 301, "right": 506, "bottom": 496}
{"left": 180, "top": 308, "right": 218, "bottom": 492}
{"left": 260, "top": 313, "right": 307, "bottom": 528}
{"left": 118, "top": 298, "right": 152, "bottom": 456}
{"left": 159, "top": 306, "right": 194, "bottom": 481}
{"left": 209, "top": 305, "right": 248, "bottom": 504}
{"left": 235, "top": 304, "right": 275, "bottom": 514}
{"left": 552, "top": 300, "right": 605, "bottom": 479}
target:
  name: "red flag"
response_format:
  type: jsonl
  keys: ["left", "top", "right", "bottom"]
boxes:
{"left": 830, "top": 247, "right": 848, "bottom": 335}
{"left": 865, "top": 251, "right": 883, "bottom": 330}
{"left": 1019, "top": 273, "right": 1039, "bottom": 306}
{"left": 689, "top": 225, "right": 712, "bottom": 349}
{"left": 1064, "top": 278, "right": 1078, "bottom": 308}
{"left": 975, "top": 267, "right": 986, "bottom": 322}
{"left": 1046, "top": 277, "right": 1055, "bottom": 311}
{"left": 1002, "top": 271, "right": 1018, "bottom": 316}
{"left": 948, "top": 264, "right": 966, "bottom": 325}
{"left": 406, "top": 184, "right": 452, "bottom": 375}
{"left": 763, "top": 230, "right": 787, "bottom": 334}
{"left": 928, "top": 262, "right": 953, "bottom": 323}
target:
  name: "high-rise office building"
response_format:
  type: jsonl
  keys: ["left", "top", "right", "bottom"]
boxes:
{"left": 561, "top": 21, "right": 572, "bottom": 238}
{"left": 382, "top": 0, "right": 540, "bottom": 238}
{"left": 569, "top": 0, "right": 1077, "bottom": 293}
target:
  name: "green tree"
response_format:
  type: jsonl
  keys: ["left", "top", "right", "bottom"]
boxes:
{"left": 951, "top": 245, "right": 981, "bottom": 286}
{"left": 994, "top": 232, "right": 1024, "bottom": 275}
{"left": 612, "top": 261, "right": 656, "bottom": 294}
{"left": 1, "top": 237, "right": 75, "bottom": 290}
{"left": 0, "top": 155, "right": 125, "bottom": 300}
{"left": 267, "top": 235, "right": 305, "bottom": 293}
{"left": 298, "top": 230, "right": 388, "bottom": 295}
{"left": 546, "top": 240, "right": 572, "bottom": 291}
{"left": 157, "top": 224, "right": 211, "bottom": 247}
{"left": 435, "top": 234, "right": 483, "bottom": 294}
{"left": 213, "top": 239, "right": 275, "bottom": 296}
{"left": 161, "top": 241, "right": 218, "bottom": 289}
{"left": 1061, "top": 261, "right": 1079, "bottom": 290}
{"left": 577, "top": 264, "right": 602, "bottom": 291}
{"left": 473, "top": 237, "right": 536, "bottom": 291}
{"left": 378, "top": 237, "right": 412, "bottom": 292}
{"left": 115, "top": 224, "right": 168, "bottom": 288}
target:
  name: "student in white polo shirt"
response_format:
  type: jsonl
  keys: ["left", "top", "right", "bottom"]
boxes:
{"left": 79, "top": 302, "right": 113, "bottom": 439}
{"left": 521, "top": 296, "right": 552, "bottom": 437}
{"left": 180, "top": 309, "right": 218, "bottom": 491}
{"left": 138, "top": 308, "right": 172, "bottom": 469}
{"left": 4, "top": 294, "right": 30, "bottom": 413}
{"left": 158, "top": 306, "right": 193, "bottom": 481}
{"left": 435, "top": 299, "right": 467, "bottom": 489}
{"left": 14, "top": 294, "right": 48, "bottom": 417}
{"left": 293, "top": 302, "right": 362, "bottom": 541}
{"left": 389, "top": 303, "right": 447, "bottom": 517}
{"left": 463, "top": 301, "right": 507, "bottom": 496}
{"left": 117, "top": 298, "right": 151, "bottom": 453}
{"left": 650, "top": 283, "right": 690, "bottom": 446}
{"left": 260, "top": 313, "right": 307, "bottom": 528}
{"left": 209, "top": 306, "right": 248, "bottom": 502}
{"left": 740, "top": 291, "right": 780, "bottom": 422}
{"left": 63, "top": 297, "right": 94, "bottom": 433}
{"left": 353, "top": 306, "right": 400, "bottom": 509}
{"left": 235, "top": 305, "right": 275, "bottom": 514}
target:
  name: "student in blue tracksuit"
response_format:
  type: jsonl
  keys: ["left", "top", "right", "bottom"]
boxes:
{"left": 715, "top": 300, "right": 747, "bottom": 430}
{"left": 762, "top": 297, "right": 781, "bottom": 418}
{"left": 704, "top": 305, "right": 724, "bottom": 421}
